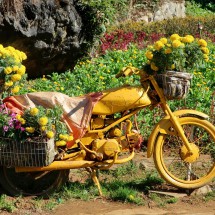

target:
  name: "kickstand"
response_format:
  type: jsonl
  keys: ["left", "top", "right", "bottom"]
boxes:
{"left": 86, "top": 167, "right": 103, "bottom": 196}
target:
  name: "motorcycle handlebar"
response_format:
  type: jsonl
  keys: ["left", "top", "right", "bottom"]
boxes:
{"left": 116, "top": 66, "right": 140, "bottom": 78}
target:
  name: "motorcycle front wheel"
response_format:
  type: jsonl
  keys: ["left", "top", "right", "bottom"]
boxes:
{"left": 0, "top": 167, "right": 69, "bottom": 198}
{"left": 154, "top": 116, "right": 215, "bottom": 189}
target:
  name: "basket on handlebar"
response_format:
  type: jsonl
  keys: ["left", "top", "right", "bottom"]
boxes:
{"left": 154, "top": 71, "right": 193, "bottom": 100}
{"left": 0, "top": 137, "right": 56, "bottom": 167}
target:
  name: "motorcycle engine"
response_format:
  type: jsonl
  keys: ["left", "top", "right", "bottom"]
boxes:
{"left": 91, "top": 139, "right": 121, "bottom": 160}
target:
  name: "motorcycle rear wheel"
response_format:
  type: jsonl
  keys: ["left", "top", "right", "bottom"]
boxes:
{"left": 0, "top": 167, "right": 69, "bottom": 198}
{"left": 154, "top": 116, "right": 215, "bottom": 189}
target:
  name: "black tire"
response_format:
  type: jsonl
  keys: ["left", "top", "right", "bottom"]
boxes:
{"left": 0, "top": 167, "right": 69, "bottom": 198}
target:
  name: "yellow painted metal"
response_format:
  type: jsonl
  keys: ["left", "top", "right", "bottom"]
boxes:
{"left": 173, "top": 109, "right": 209, "bottom": 119}
{"left": 98, "top": 151, "right": 118, "bottom": 170}
{"left": 100, "top": 150, "right": 135, "bottom": 165}
{"left": 147, "top": 109, "right": 210, "bottom": 158}
{"left": 150, "top": 76, "right": 195, "bottom": 154}
{"left": 103, "top": 139, "right": 121, "bottom": 157}
{"left": 91, "top": 138, "right": 121, "bottom": 159}
{"left": 15, "top": 160, "right": 95, "bottom": 172}
{"left": 180, "top": 143, "right": 199, "bottom": 163}
{"left": 90, "top": 169, "right": 103, "bottom": 196}
{"left": 125, "top": 120, "right": 132, "bottom": 134}
{"left": 91, "top": 117, "right": 105, "bottom": 129}
{"left": 154, "top": 117, "right": 215, "bottom": 189}
{"left": 79, "top": 133, "right": 98, "bottom": 145}
{"left": 88, "top": 108, "right": 141, "bottom": 134}
{"left": 62, "top": 150, "right": 87, "bottom": 161}
{"left": 92, "top": 86, "right": 151, "bottom": 115}
{"left": 109, "top": 127, "right": 122, "bottom": 137}
{"left": 15, "top": 150, "right": 135, "bottom": 173}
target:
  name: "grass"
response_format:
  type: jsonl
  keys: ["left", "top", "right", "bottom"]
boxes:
{"left": 203, "top": 191, "right": 215, "bottom": 202}
{"left": 0, "top": 194, "right": 16, "bottom": 213}
{"left": 59, "top": 162, "right": 164, "bottom": 206}
{"left": 149, "top": 192, "right": 178, "bottom": 207}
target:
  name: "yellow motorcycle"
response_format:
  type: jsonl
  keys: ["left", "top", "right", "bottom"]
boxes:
{"left": 0, "top": 67, "right": 214, "bottom": 197}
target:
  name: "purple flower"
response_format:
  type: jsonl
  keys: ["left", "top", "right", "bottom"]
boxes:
{"left": 14, "top": 121, "right": 22, "bottom": 129}
{"left": 21, "top": 127, "right": 25, "bottom": 131}
{"left": 3, "top": 125, "right": 9, "bottom": 132}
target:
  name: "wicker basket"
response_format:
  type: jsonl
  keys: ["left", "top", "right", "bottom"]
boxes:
{"left": 0, "top": 137, "right": 56, "bottom": 167}
{"left": 155, "top": 71, "right": 193, "bottom": 100}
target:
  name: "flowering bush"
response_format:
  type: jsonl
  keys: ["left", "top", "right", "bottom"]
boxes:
{"left": 142, "top": 34, "right": 210, "bottom": 74}
{"left": 0, "top": 44, "right": 27, "bottom": 97}
{"left": 0, "top": 103, "right": 73, "bottom": 146}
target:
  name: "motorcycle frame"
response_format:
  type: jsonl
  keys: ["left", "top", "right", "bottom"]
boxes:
{"left": 15, "top": 75, "right": 200, "bottom": 173}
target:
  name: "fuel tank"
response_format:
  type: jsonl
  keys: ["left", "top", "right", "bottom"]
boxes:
{"left": 92, "top": 86, "right": 152, "bottom": 115}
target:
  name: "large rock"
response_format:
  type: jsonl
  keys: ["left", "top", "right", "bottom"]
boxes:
{"left": 0, "top": 0, "right": 96, "bottom": 78}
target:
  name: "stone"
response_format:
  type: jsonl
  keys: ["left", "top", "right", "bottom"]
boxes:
{"left": 0, "top": 0, "right": 97, "bottom": 78}
{"left": 149, "top": 190, "right": 187, "bottom": 198}
{"left": 190, "top": 185, "right": 213, "bottom": 196}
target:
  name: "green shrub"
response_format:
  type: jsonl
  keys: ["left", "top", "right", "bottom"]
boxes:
{"left": 186, "top": 1, "right": 215, "bottom": 16}
{"left": 187, "top": 0, "right": 215, "bottom": 12}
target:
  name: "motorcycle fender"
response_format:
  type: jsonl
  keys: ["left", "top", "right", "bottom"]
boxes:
{"left": 147, "top": 109, "right": 209, "bottom": 158}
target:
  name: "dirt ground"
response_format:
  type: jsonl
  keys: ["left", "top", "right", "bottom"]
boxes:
{"left": 0, "top": 151, "right": 215, "bottom": 215}
{"left": 52, "top": 198, "right": 215, "bottom": 215}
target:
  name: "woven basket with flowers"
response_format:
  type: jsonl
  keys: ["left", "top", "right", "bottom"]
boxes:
{"left": 0, "top": 102, "right": 74, "bottom": 167}
{"left": 0, "top": 44, "right": 74, "bottom": 167}
{"left": 142, "top": 34, "right": 210, "bottom": 100}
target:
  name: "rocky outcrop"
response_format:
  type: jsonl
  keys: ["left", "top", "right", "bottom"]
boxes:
{"left": 0, "top": 0, "right": 93, "bottom": 78}
{"left": 130, "top": 0, "right": 185, "bottom": 23}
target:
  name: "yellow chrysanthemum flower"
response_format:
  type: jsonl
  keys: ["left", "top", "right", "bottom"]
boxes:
{"left": 170, "top": 34, "right": 180, "bottom": 41}
{"left": 11, "top": 74, "right": 22, "bottom": 82}
{"left": 19, "top": 118, "right": 26, "bottom": 125}
{"left": 165, "top": 48, "right": 172, "bottom": 54}
{"left": 26, "top": 127, "right": 35, "bottom": 133}
{"left": 11, "top": 86, "right": 20, "bottom": 94}
{"left": 181, "top": 35, "right": 194, "bottom": 43}
{"left": 171, "top": 64, "right": 175, "bottom": 69}
{"left": 4, "top": 67, "right": 13, "bottom": 75}
{"left": 203, "top": 54, "right": 209, "bottom": 59}
{"left": 46, "top": 131, "right": 54, "bottom": 139}
{"left": 59, "top": 134, "right": 69, "bottom": 141}
{"left": 150, "top": 63, "right": 159, "bottom": 71}
{"left": 38, "top": 117, "right": 48, "bottom": 126}
{"left": 201, "top": 47, "right": 209, "bottom": 54}
{"left": 12, "top": 65, "right": 19, "bottom": 72}
{"left": 17, "top": 65, "right": 26, "bottom": 75}
{"left": 154, "top": 41, "right": 164, "bottom": 51}
{"left": 145, "top": 51, "right": 153, "bottom": 60}
{"left": 55, "top": 140, "right": 67, "bottom": 147}
{"left": 67, "top": 135, "right": 74, "bottom": 141}
{"left": 40, "top": 126, "right": 47, "bottom": 132}
{"left": 172, "top": 40, "right": 182, "bottom": 48}
{"left": 160, "top": 38, "right": 168, "bottom": 44}
{"left": 16, "top": 114, "right": 21, "bottom": 120}
{"left": 198, "top": 39, "right": 207, "bottom": 47}
{"left": 4, "top": 81, "right": 13, "bottom": 87}
{"left": 20, "top": 51, "right": 27, "bottom": 60}
{"left": 30, "top": 107, "right": 39, "bottom": 116}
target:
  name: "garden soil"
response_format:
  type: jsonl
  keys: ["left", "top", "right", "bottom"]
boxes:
{"left": 1, "top": 151, "right": 215, "bottom": 215}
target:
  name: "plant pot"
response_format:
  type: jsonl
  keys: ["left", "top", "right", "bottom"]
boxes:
{"left": 155, "top": 71, "right": 193, "bottom": 100}
{"left": 0, "top": 137, "right": 56, "bottom": 167}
